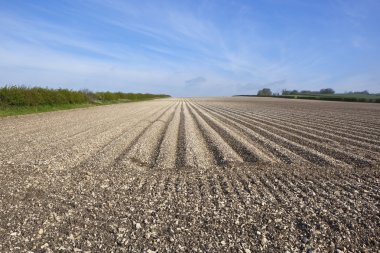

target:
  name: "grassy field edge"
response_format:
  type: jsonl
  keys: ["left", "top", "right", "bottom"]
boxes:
{"left": 0, "top": 98, "right": 160, "bottom": 117}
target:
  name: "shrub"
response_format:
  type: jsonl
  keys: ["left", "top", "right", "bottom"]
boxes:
{"left": 343, "top": 97, "right": 357, "bottom": 102}
{"left": 319, "top": 96, "right": 342, "bottom": 101}
{"left": 297, "top": 96, "right": 317, "bottom": 100}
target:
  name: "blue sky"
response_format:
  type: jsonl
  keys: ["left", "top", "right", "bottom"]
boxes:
{"left": 0, "top": 0, "right": 379, "bottom": 96}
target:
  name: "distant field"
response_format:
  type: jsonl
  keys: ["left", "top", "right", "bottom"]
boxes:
{"left": 278, "top": 93, "right": 380, "bottom": 102}
{"left": 1, "top": 97, "right": 379, "bottom": 252}
{"left": 237, "top": 93, "right": 380, "bottom": 102}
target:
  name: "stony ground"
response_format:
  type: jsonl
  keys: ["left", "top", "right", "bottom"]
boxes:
{"left": 0, "top": 97, "right": 379, "bottom": 252}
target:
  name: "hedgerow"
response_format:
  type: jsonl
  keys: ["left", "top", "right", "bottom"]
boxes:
{"left": 0, "top": 86, "right": 170, "bottom": 107}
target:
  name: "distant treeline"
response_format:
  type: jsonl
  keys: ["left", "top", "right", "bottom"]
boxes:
{"left": 244, "top": 87, "right": 380, "bottom": 103}
{"left": 281, "top": 88, "right": 336, "bottom": 95}
{"left": 0, "top": 86, "right": 170, "bottom": 107}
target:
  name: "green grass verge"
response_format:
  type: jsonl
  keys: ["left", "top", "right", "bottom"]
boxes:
{"left": 0, "top": 103, "right": 93, "bottom": 117}
{"left": 0, "top": 98, "right": 158, "bottom": 117}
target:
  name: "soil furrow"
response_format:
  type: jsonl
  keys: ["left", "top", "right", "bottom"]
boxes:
{"left": 200, "top": 104, "right": 339, "bottom": 167}
{"left": 187, "top": 102, "right": 243, "bottom": 166}
{"left": 112, "top": 103, "right": 176, "bottom": 169}
{"left": 189, "top": 103, "right": 268, "bottom": 164}
{"left": 175, "top": 103, "right": 187, "bottom": 169}
{"left": 181, "top": 102, "right": 215, "bottom": 169}
{"left": 156, "top": 103, "right": 182, "bottom": 169}
{"left": 206, "top": 103, "right": 380, "bottom": 157}
{"left": 198, "top": 104, "right": 308, "bottom": 165}
{"left": 125, "top": 103, "right": 179, "bottom": 168}
{"left": 203, "top": 104, "right": 373, "bottom": 167}
{"left": 203, "top": 102, "right": 380, "bottom": 145}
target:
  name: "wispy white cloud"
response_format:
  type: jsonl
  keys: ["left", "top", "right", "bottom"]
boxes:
{"left": 185, "top": 76, "right": 206, "bottom": 87}
{"left": 0, "top": 0, "right": 379, "bottom": 95}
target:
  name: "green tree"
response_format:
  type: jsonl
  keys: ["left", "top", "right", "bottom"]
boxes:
{"left": 320, "top": 88, "right": 335, "bottom": 94}
{"left": 257, "top": 88, "right": 272, "bottom": 96}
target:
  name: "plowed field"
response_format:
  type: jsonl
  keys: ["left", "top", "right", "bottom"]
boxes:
{"left": 1, "top": 97, "right": 379, "bottom": 252}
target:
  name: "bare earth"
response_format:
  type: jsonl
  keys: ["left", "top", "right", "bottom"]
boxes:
{"left": 0, "top": 97, "right": 379, "bottom": 252}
